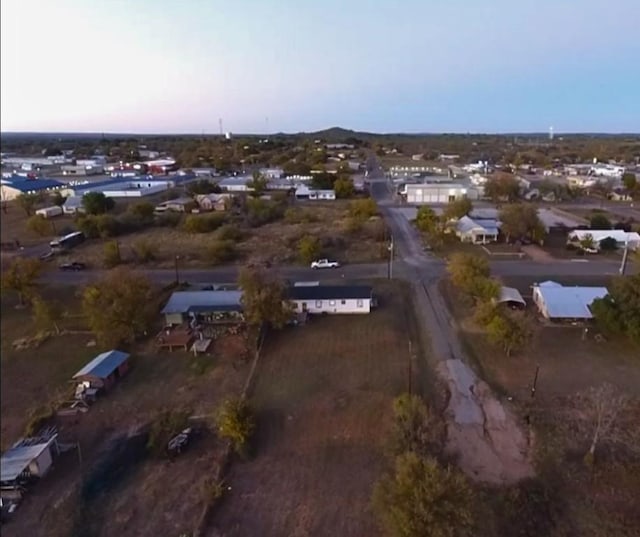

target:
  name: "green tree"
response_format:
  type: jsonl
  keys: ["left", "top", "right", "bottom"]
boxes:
{"left": 297, "top": 235, "right": 322, "bottom": 264}
{"left": 599, "top": 236, "right": 618, "bottom": 251}
{"left": 589, "top": 213, "right": 612, "bottom": 230}
{"left": 444, "top": 198, "right": 472, "bottom": 220}
{"left": 31, "top": 295, "right": 63, "bottom": 334}
{"left": 349, "top": 198, "right": 378, "bottom": 220}
{"left": 334, "top": 176, "right": 355, "bottom": 198}
{"left": 247, "top": 171, "right": 269, "bottom": 196}
{"left": 103, "top": 240, "right": 122, "bottom": 268}
{"left": 128, "top": 201, "right": 155, "bottom": 220}
{"left": 16, "top": 193, "right": 39, "bottom": 216}
{"left": 182, "top": 213, "right": 225, "bottom": 233}
{"left": 579, "top": 233, "right": 596, "bottom": 251}
{"left": 207, "top": 240, "right": 236, "bottom": 264}
{"left": 415, "top": 206, "right": 439, "bottom": 234}
{"left": 622, "top": 172, "right": 637, "bottom": 190}
{"left": 388, "top": 394, "right": 444, "bottom": 458}
{"left": 372, "top": 452, "right": 476, "bottom": 537}
{"left": 485, "top": 312, "right": 530, "bottom": 357}
{"left": 26, "top": 215, "right": 52, "bottom": 237}
{"left": 1, "top": 257, "right": 43, "bottom": 306}
{"left": 238, "top": 266, "right": 293, "bottom": 328}
{"left": 484, "top": 174, "right": 520, "bottom": 203}
{"left": 590, "top": 274, "right": 640, "bottom": 344}
{"left": 51, "top": 191, "right": 67, "bottom": 207}
{"left": 447, "top": 253, "right": 491, "bottom": 294}
{"left": 499, "top": 204, "right": 546, "bottom": 243}
{"left": 215, "top": 398, "right": 255, "bottom": 456}
{"left": 82, "top": 192, "right": 115, "bottom": 215}
{"left": 82, "top": 267, "right": 155, "bottom": 345}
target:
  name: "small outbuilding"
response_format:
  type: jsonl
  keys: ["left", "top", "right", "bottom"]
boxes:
{"left": 72, "top": 350, "right": 131, "bottom": 393}
{"left": 497, "top": 286, "right": 526, "bottom": 308}
{"left": 1, "top": 435, "right": 59, "bottom": 492}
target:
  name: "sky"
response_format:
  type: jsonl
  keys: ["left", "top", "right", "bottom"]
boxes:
{"left": 1, "top": 0, "right": 639, "bottom": 134}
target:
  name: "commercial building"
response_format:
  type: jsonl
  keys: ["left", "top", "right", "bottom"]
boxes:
{"left": 403, "top": 183, "right": 480, "bottom": 203}
{"left": 0, "top": 177, "right": 65, "bottom": 201}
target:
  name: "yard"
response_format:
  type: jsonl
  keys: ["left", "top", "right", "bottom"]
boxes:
{"left": 441, "top": 277, "right": 640, "bottom": 536}
{"left": 209, "top": 281, "right": 419, "bottom": 537}
{"left": 48, "top": 200, "right": 388, "bottom": 269}
{"left": 0, "top": 284, "right": 253, "bottom": 537}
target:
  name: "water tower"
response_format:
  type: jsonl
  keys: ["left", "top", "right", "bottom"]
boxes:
{"left": 549, "top": 126, "right": 554, "bottom": 141}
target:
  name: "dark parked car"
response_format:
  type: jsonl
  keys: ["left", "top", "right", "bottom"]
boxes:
{"left": 59, "top": 262, "right": 87, "bottom": 272}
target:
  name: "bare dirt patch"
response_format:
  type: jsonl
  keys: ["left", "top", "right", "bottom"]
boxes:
{"left": 210, "top": 282, "right": 417, "bottom": 537}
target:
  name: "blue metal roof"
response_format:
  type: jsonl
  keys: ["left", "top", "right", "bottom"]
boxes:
{"left": 162, "top": 291, "right": 243, "bottom": 314}
{"left": 73, "top": 350, "right": 130, "bottom": 380}
{"left": 1, "top": 178, "right": 65, "bottom": 192}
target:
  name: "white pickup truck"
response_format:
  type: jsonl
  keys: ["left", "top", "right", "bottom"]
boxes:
{"left": 310, "top": 259, "right": 340, "bottom": 269}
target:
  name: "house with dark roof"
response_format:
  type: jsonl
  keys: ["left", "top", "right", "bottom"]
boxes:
{"left": 72, "top": 350, "right": 130, "bottom": 392}
{"left": 287, "top": 285, "right": 374, "bottom": 314}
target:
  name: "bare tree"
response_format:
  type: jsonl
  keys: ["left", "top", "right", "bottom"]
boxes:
{"left": 582, "top": 383, "right": 628, "bottom": 464}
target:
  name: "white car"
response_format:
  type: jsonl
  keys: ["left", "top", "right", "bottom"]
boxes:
{"left": 310, "top": 259, "right": 340, "bottom": 269}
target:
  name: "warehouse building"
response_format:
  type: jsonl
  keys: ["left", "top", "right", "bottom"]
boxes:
{"left": 402, "top": 182, "right": 480, "bottom": 203}
{"left": 0, "top": 177, "right": 65, "bottom": 201}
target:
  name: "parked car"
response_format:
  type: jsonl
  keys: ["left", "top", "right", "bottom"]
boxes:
{"left": 59, "top": 262, "right": 87, "bottom": 271}
{"left": 310, "top": 259, "right": 340, "bottom": 269}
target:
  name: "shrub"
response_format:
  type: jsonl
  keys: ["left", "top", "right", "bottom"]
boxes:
{"left": 127, "top": 201, "right": 155, "bottom": 220}
{"left": 103, "top": 240, "right": 122, "bottom": 268}
{"left": 215, "top": 399, "right": 255, "bottom": 456}
{"left": 182, "top": 213, "right": 226, "bottom": 234}
{"left": 76, "top": 215, "right": 100, "bottom": 238}
{"left": 298, "top": 235, "right": 322, "bottom": 264}
{"left": 599, "top": 236, "right": 618, "bottom": 251}
{"left": 132, "top": 239, "right": 158, "bottom": 263}
{"left": 207, "top": 240, "right": 237, "bottom": 264}
{"left": 349, "top": 197, "right": 378, "bottom": 220}
{"left": 146, "top": 409, "right": 191, "bottom": 457}
{"left": 216, "top": 224, "right": 246, "bottom": 242}
{"left": 246, "top": 198, "right": 285, "bottom": 227}
{"left": 156, "top": 212, "right": 182, "bottom": 228}
{"left": 26, "top": 215, "right": 51, "bottom": 237}
{"left": 95, "top": 214, "right": 119, "bottom": 238}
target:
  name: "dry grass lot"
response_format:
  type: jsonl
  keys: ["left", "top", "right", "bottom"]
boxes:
{"left": 0, "top": 202, "right": 76, "bottom": 247}
{"left": 442, "top": 279, "right": 640, "bottom": 536}
{"left": 67, "top": 200, "right": 388, "bottom": 269}
{"left": 1, "top": 285, "right": 252, "bottom": 537}
{"left": 210, "top": 282, "right": 415, "bottom": 537}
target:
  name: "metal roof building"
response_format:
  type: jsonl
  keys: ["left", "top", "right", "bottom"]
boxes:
{"left": 73, "top": 350, "right": 130, "bottom": 380}
{"left": 1, "top": 435, "right": 58, "bottom": 485}
{"left": 532, "top": 281, "right": 608, "bottom": 320}
{"left": 0, "top": 177, "right": 66, "bottom": 200}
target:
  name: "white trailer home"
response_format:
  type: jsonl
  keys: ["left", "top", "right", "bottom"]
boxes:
{"left": 288, "top": 285, "right": 373, "bottom": 314}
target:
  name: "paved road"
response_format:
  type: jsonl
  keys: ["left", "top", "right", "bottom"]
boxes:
{"left": 41, "top": 263, "right": 388, "bottom": 285}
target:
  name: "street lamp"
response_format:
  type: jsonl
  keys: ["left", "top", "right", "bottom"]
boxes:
{"left": 174, "top": 255, "right": 181, "bottom": 285}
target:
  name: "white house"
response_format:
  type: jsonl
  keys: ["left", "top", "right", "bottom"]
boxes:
{"left": 195, "top": 193, "right": 232, "bottom": 212}
{"left": 218, "top": 176, "right": 252, "bottom": 192}
{"left": 532, "top": 281, "right": 608, "bottom": 320}
{"left": 288, "top": 285, "right": 373, "bottom": 314}
{"left": 295, "top": 186, "right": 336, "bottom": 200}
{"left": 567, "top": 230, "right": 640, "bottom": 251}
{"left": 455, "top": 216, "right": 499, "bottom": 244}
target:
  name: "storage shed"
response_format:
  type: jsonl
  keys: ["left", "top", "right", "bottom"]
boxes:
{"left": 72, "top": 350, "right": 130, "bottom": 392}
{"left": 1, "top": 435, "right": 59, "bottom": 490}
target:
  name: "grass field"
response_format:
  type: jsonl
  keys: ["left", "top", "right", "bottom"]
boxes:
{"left": 46, "top": 200, "right": 387, "bottom": 269}
{"left": 441, "top": 279, "right": 640, "bottom": 536}
{"left": 1, "top": 284, "right": 252, "bottom": 537}
{"left": 210, "top": 281, "right": 418, "bottom": 537}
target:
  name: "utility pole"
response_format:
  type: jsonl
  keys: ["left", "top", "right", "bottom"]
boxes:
{"left": 530, "top": 364, "right": 540, "bottom": 400}
{"left": 408, "top": 339, "right": 413, "bottom": 395}
{"left": 619, "top": 239, "right": 630, "bottom": 275}
{"left": 174, "top": 255, "right": 180, "bottom": 285}
{"left": 387, "top": 235, "right": 394, "bottom": 279}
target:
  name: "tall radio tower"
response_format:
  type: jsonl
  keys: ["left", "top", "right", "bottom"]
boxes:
{"left": 219, "top": 118, "right": 223, "bottom": 136}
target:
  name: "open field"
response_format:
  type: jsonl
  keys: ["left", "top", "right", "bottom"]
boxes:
{"left": 210, "top": 281, "right": 418, "bottom": 537}
{"left": 54, "top": 200, "right": 388, "bottom": 269}
{"left": 1, "top": 284, "right": 252, "bottom": 537}
{"left": 441, "top": 278, "right": 640, "bottom": 536}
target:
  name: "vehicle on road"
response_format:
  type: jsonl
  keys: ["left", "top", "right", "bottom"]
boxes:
{"left": 310, "top": 259, "right": 340, "bottom": 269}
{"left": 59, "top": 262, "right": 87, "bottom": 271}
{"left": 50, "top": 231, "right": 85, "bottom": 253}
